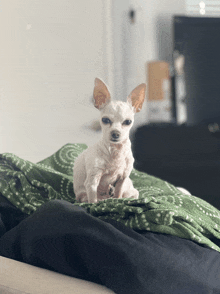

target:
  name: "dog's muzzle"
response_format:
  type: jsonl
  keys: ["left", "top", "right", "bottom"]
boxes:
{"left": 111, "top": 130, "right": 120, "bottom": 142}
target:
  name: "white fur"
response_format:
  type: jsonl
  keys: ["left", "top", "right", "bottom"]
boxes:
{"left": 73, "top": 78, "right": 146, "bottom": 203}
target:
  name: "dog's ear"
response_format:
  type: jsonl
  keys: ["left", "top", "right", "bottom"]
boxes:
{"left": 93, "top": 78, "right": 111, "bottom": 110}
{"left": 127, "top": 83, "right": 146, "bottom": 113}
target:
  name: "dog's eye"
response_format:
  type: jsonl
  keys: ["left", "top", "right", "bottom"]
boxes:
{"left": 102, "top": 117, "right": 111, "bottom": 124}
{"left": 123, "top": 119, "right": 132, "bottom": 126}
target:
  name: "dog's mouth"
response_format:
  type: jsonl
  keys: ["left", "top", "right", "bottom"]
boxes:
{"left": 111, "top": 138, "right": 120, "bottom": 143}
{"left": 110, "top": 136, "right": 122, "bottom": 143}
{"left": 111, "top": 140, "right": 121, "bottom": 144}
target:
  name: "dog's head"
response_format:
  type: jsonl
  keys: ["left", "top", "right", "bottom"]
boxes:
{"left": 93, "top": 78, "right": 146, "bottom": 144}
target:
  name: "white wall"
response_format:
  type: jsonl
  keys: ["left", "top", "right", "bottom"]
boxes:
{"left": 0, "top": 0, "right": 186, "bottom": 162}
{"left": 0, "top": 0, "right": 109, "bottom": 162}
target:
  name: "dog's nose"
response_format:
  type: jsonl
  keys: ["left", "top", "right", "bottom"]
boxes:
{"left": 111, "top": 130, "right": 120, "bottom": 141}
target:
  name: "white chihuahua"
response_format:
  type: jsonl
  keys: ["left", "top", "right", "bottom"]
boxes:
{"left": 73, "top": 78, "right": 146, "bottom": 203}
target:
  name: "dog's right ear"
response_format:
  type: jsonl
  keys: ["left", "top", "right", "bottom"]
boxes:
{"left": 93, "top": 78, "right": 111, "bottom": 110}
{"left": 127, "top": 83, "right": 146, "bottom": 113}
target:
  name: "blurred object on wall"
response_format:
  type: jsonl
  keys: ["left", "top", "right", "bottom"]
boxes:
{"left": 173, "top": 51, "right": 187, "bottom": 124}
{"left": 147, "top": 61, "right": 172, "bottom": 122}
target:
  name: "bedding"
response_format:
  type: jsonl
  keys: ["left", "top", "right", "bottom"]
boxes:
{"left": 1, "top": 144, "right": 220, "bottom": 293}
{"left": 1, "top": 199, "right": 220, "bottom": 293}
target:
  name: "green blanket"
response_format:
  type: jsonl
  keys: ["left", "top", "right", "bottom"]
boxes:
{"left": 1, "top": 143, "right": 220, "bottom": 252}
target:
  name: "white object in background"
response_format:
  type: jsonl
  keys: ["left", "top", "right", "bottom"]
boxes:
{"left": 174, "top": 53, "right": 187, "bottom": 124}
{"left": 147, "top": 79, "right": 172, "bottom": 123}
{"left": 177, "top": 187, "right": 191, "bottom": 195}
{"left": 147, "top": 61, "right": 172, "bottom": 123}
{"left": 175, "top": 75, "right": 187, "bottom": 124}
{"left": 147, "top": 79, "right": 172, "bottom": 122}
{"left": 186, "top": 0, "right": 220, "bottom": 16}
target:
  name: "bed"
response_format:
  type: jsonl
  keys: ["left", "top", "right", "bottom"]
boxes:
{"left": 1, "top": 143, "right": 220, "bottom": 293}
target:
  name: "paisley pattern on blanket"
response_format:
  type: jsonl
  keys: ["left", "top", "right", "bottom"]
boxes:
{"left": 1, "top": 143, "right": 220, "bottom": 252}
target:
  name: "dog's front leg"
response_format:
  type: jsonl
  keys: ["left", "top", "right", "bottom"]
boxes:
{"left": 114, "top": 177, "right": 125, "bottom": 199}
{"left": 124, "top": 155, "right": 134, "bottom": 178}
{"left": 85, "top": 173, "right": 102, "bottom": 203}
{"left": 114, "top": 156, "right": 137, "bottom": 199}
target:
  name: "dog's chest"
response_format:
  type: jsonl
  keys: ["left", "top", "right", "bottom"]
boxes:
{"left": 105, "top": 156, "right": 126, "bottom": 180}
{"left": 98, "top": 147, "right": 128, "bottom": 192}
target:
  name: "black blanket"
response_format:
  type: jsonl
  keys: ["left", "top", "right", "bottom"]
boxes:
{"left": 1, "top": 199, "right": 220, "bottom": 294}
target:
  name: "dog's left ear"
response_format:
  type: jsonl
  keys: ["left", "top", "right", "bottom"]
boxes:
{"left": 127, "top": 83, "right": 146, "bottom": 113}
{"left": 93, "top": 78, "right": 111, "bottom": 110}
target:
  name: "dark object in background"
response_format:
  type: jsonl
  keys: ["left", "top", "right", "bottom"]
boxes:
{"left": 132, "top": 123, "right": 220, "bottom": 210}
{"left": 173, "top": 15, "right": 220, "bottom": 125}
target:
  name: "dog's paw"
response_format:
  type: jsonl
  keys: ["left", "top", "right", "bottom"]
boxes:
{"left": 76, "top": 193, "right": 88, "bottom": 203}
{"left": 122, "top": 188, "right": 139, "bottom": 199}
{"left": 107, "top": 184, "right": 115, "bottom": 198}
{"left": 88, "top": 198, "right": 98, "bottom": 204}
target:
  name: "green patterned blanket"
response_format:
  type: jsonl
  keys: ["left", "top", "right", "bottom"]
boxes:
{"left": 1, "top": 143, "right": 220, "bottom": 252}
